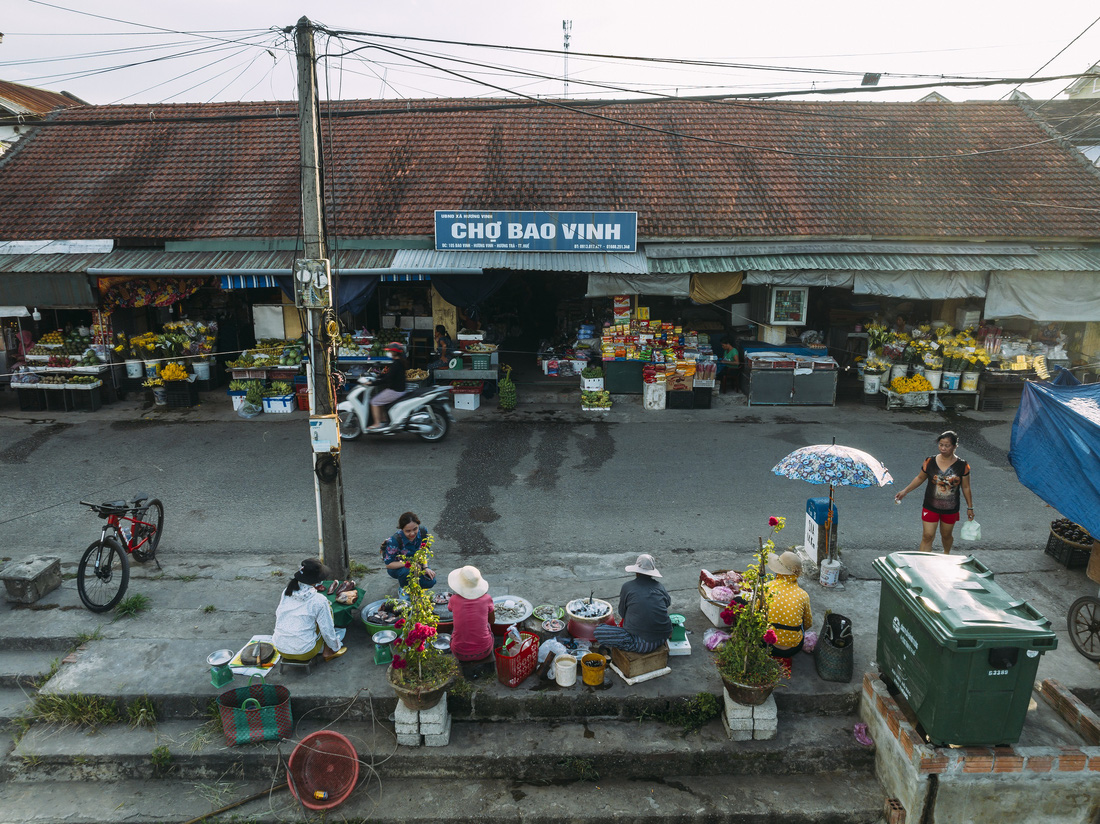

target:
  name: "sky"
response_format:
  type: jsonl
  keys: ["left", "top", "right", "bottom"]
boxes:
{"left": 3, "top": 1, "right": 1100, "bottom": 106}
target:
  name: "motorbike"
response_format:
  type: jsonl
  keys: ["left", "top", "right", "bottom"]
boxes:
{"left": 337, "top": 374, "right": 453, "bottom": 442}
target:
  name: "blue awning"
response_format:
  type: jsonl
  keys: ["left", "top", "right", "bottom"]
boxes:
{"left": 380, "top": 273, "right": 430, "bottom": 282}
{"left": 219, "top": 274, "right": 278, "bottom": 289}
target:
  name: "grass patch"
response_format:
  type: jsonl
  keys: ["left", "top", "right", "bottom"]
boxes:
{"left": 559, "top": 756, "right": 599, "bottom": 782}
{"left": 448, "top": 677, "right": 473, "bottom": 699}
{"left": 349, "top": 560, "right": 372, "bottom": 577}
{"left": 127, "top": 696, "right": 157, "bottom": 729}
{"left": 32, "top": 658, "right": 61, "bottom": 690}
{"left": 178, "top": 574, "right": 197, "bottom": 582}
{"left": 25, "top": 693, "right": 120, "bottom": 732}
{"left": 644, "top": 692, "right": 722, "bottom": 734}
{"left": 74, "top": 627, "right": 104, "bottom": 646}
{"left": 151, "top": 744, "right": 173, "bottom": 776}
{"left": 202, "top": 605, "right": 217, "bottom": 613}
{"left": 114, "top": 593, "right": 151, "bottom": 618}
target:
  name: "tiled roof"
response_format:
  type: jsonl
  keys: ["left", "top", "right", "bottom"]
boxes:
{"left": 3, "top": 98, "right": 1100, "bottom": 241}
{"left": 0, "top": 79, "right": 81, "bottom": 118}
{"left": 1019, "top": 99, "right": 1100, "bottom": 144}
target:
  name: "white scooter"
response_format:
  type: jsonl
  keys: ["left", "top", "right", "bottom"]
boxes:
{"left": 337, "top": 374, "right": 453, "bottom": 442}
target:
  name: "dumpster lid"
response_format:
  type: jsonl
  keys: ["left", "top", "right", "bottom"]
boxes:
{"left": 873, "top": 552, "right": 1057, "bottom": 644}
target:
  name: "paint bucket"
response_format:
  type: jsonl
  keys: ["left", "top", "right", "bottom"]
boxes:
{"left": 152, "top": 385, "right": 167, "bottom": 406}
{"left": 554, "top": 654, "right": 577, "bottom": 687}
{"left": 192, "top": 359, "right": 211, "bottom": 380}
{"left": 863, "top": 372, "right": 882, "bottom": 394}
{"left": 960, "top": 371, "right": 979, "bottom": 391}
{"left": 819, "top": 559, "right": 841, "bottom": 588}
{"left": 942, "top": 371, "right": 961, "bottom": 390}
{"left": 924, "top": 370, "right": 942, "bottom": 390}
{"left": 581, "top": 653, "right": 607, "bottom": 686}
{"left": 890, "top": 364, "right": 908, "bottom": 382}
{"left": 125, "top": 359, "right": 144, "bottom": 379}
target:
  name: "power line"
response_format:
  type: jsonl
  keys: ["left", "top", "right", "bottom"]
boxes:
{"left": 1001, "top": 11, "right": 1100, "bottom": 100}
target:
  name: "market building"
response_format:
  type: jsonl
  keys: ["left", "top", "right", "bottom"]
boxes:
{"left": 2, "top": 97, "right": 1100, "bottom": 411}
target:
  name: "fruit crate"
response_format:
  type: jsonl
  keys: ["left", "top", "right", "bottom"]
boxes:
{"left": 71, "top": 385, "right": 103, "bottom": 412}
{"left": 268, "top": 367, "right": 301, "bottom": 381}
{"left": 667, "top": 390, "right": 694, "bottom": 409}
{"left": 449, "top": 381, "right": 484, "bottom": 395}
{"left": 165, "top": 380, "right": 198, "bottom": 409}
{"left": 16, "top": 387, "right": 46, "bottom": 411}
{"left": 1045, "top": 523, "right": 1093, "bottom": 569}
{"left": 469, "top": 353, "right": 492, "bottom": 371}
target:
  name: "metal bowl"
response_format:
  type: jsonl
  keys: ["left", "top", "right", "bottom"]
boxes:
{"left": 541, "top": 618, "right": 565, "bottom": 633}
{"left": 372, "top": 630, "right": 398, "bottom": 645}
{"left": 491, "top": 595, "right": 533, "bottom": 625}
{"left": 432, "top": 633, "right": 452, "bottom": 651}
{"left": 206, "top": 649, "right": 233, "bottom": 667}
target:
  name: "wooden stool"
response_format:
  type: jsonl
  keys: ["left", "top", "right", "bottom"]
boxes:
{"left": 279, "top": 657, "right": 315, "bottom": 676}
{"left": 459, "top": 651, "right": 496, "bottom": 680}
{"left": 610, "top": 644, "right": 669, "bottom": 678}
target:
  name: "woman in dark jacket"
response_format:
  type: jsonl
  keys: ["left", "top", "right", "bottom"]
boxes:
{"left": 369, "top": 342, "right": 408, "bottom": 429}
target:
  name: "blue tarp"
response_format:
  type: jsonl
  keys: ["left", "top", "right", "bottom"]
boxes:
{"left": 1010, "top": 380, "right": 1100, "bottom": 537}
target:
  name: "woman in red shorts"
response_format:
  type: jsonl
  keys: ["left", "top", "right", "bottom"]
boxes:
{"left": 894, "top": 430, "right": 974, "bottom": 554}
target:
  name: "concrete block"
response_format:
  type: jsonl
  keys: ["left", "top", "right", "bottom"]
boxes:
{"left": 752, "top": 695, "right": 777, "bottom": 720}
{"left": 722, "top": 691, "right": 754, "bottom": 722}
{"left": 420, "top": 712, "right": 450, "bottom": 736}
{"left": 395, "top": 719, "right": 420, "bottom": 736}
{"left": 394, "top": 701, "right": 419, "bottom": 724}
{"left": 419, "top": 695, "right": 448, "bottom": 723}
{"left": 752, "top": 724, "right": 777, "bottom": 740}
{"left": 396, "top": 732, "right": 422, "bottom": 747}
{"left": 1, "top": 556, "right": 62, "bottom": 604}
{"left": 725, "top": 717, "right": 754, "bottom": 732}
{"left": 423, "top": 715, "right": 451, "bottom": 747}
{"left": 721, "top": 713, "right": 753, "bottom": 741}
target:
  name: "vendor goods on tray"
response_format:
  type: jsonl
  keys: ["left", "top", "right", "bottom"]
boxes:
{"left": 363, "top": 600, "right": 408, "bottom": 626}
{"left": 407, "top": 368, "right": 429, "bottom": 381}
{"left": 566, "top": 598, "right": 611, "bottom": 619}
{"left": 1051, "top": 519, "right": 1092, "bottom": 546}
{"left": 541, "top": 618, "right": 565, "bottom": 633}
{"left": 533, "top": 604, "right": 564, "bottom": 621}
{"left": 492, "top": 596, "right": 533, "bottom": 624}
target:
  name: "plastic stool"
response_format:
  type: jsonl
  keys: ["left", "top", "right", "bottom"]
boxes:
{"left": 280, "top": 657, "right": 315, "bottom": 676}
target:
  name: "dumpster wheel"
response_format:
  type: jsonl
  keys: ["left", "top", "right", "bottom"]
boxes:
{"left": 1068, "top": 595, "right": 1100, "bottom": 661}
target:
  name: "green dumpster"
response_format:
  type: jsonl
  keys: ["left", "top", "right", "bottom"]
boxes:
{"left": 873, "top": 552, "right": 1057, "bottom": 746}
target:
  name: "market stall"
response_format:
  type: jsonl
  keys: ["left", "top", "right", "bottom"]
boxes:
{"left": 740, "top": 345, "right": 838, "bottom": 406}
{"left": 11, "top": 328, "right": 115, "bottom": 412}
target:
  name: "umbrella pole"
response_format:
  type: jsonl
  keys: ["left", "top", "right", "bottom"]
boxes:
{"left": 825, "top": 484, "right": 835, "bottom": 561}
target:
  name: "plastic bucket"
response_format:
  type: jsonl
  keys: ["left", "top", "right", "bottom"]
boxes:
{"left": 890, "top": 364, "right": 908, "bottom": 382}
{"left": 942, "top": 371, "right": 961, "bottom": 390}
{"left": 554, "top": 654, "right": 577, "bottom": 687}
{"left": 960, "top": 372, "right": 979, "bottom": 391}
{"left": 925, "top": 370, "right": 942, "bottom": 389}
{"left": 192, "top": 360, "right": 211, "bottom": 380}
{"left": 819, "top": 559, "right": 841, "bottom": 588}
{"left": 863, "top": 372, "right": 882, "bottom": 394}
{"left": 125, "top": 359, "right": 144, "bottom": 379}
{"left": 152, "top": 385, "right": 167, "bottom": 406}
{"left": 581, "top": 653, "right": 607, "bottom": 686}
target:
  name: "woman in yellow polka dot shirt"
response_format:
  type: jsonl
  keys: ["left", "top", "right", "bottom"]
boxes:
{"left": 764, "top": 552, "right": 812, "bottom": 662}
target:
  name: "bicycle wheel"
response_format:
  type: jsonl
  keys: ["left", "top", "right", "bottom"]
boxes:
{"left": 131, "top": 498, "right": 164, "bottom": 562}
{"left": 77, "top": 538, "right": 130, "bottom": 613}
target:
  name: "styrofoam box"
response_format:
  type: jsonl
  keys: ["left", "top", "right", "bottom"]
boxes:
{"left": 454, "top": 393, "right": 481, "bottom": 410}
{"left": 700, "top": 593, "right": 726, "bottom": 627}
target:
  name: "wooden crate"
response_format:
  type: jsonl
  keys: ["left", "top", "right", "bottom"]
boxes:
{"left": 610, "top": 644, "right": 669, "bottom": 678}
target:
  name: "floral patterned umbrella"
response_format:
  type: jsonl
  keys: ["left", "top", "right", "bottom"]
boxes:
{"left": 772, "top": 442, "right": 893, "bottom": 561}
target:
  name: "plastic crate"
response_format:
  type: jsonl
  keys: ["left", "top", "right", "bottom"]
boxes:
{"left": 1044, "top": 528, "right": 1092, "bottom": 569}
{"left": 296, "top": 393, "right": 310, "bottom": 411}
{"left": 230, "top": 368, "right": 267, "bottom": 380}
{"left": 450, "top": 381, "right": 484, "bottom": 394}
{"left": 16, "top": 387, "right": 46, "bottom": 411}
{"left": 165, "top": 381, "right": 198, "bottom": 408}
{"left": 495, "top": 631, "right": 539, "bottom": 688}
{"left": 71, "top": 385, "right": 103, "bottom": 412}
{"left": 693, "top": 386, "right": 712, "bottom": 409}
{"left": 268, "top": 367, "right": 301, "bottom": 381}
{"left": 469, "top": 353, "right": 492, "bottom": 370}
{"left": 667, "top": 390, "right": 694, "bottom": 409}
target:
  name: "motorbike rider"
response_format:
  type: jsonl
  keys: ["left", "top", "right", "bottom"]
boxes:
{"left": 368, "top": 342, "right": 409, "bottom": 430}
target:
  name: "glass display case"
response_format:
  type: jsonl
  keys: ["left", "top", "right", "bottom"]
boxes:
{"left": 768, "top": 287, "right": 809, "bottom": 326}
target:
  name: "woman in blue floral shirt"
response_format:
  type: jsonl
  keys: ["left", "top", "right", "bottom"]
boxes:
{"left": 380, "top": 511, "right": 437, "bottom": 590}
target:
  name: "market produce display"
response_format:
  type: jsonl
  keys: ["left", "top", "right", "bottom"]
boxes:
{"left": 889, "top": 374, "right": 933, "bottom": 394}
{"left": 566, "top": 598, "right": 611, "bottom": 619}
{"left": 159, "top": 362, "right": 189, "bottom": 381}
{"left": 491, "top": 596, "right": 532, "bottom": 624}
{"left": 581, "top": 389, "right": 612, "bottom": 409}
{"left": 1051, "top": 519, "right": 1092, "bottom": 546}
{"left": 407, "top": 368, "right": 429, "bottom": 381}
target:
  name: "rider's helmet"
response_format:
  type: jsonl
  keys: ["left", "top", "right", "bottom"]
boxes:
{"left": 384, "top": 342, "right": 404, "bottom": 357}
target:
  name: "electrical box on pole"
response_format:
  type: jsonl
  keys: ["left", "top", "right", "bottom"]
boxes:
{"left": 294, "top": 259, "right": 332, "bottom": 309}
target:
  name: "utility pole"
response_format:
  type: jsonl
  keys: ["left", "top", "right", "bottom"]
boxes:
{"left": 563, "top": 20, "right": 572, "bottom": 98}
{"left": 295, "top": 17, "right": 349, "bottom": 578}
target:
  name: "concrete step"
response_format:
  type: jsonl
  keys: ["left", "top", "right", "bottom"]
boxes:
{"left": 0, "top": 774, "right": 888, "bottom": 824}
{"left": 6, "top": 713, "right": 875, "bottom": 784}
{"left": 0, "top": 686, "right": 35, "bottom": 724}
{"left": 0, "top": 650, "right": 63, "bottom": 688}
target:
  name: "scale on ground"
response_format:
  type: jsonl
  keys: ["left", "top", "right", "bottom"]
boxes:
{"left": 668, "top": 614, "right": 690, "bottom": 656}
{"left": 207, "top": 649, "right": 234, "bottom": 687}
{"left": 372, "top": 630, "right": 397, "bottom": 665}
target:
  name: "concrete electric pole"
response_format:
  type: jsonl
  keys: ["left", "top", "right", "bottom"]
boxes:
{"left": 294, "top": 17, "right": 350, "bottom": 578}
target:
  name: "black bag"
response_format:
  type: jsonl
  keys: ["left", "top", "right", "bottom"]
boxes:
{"left": 814, "top": 611, "right": 853, "bottom": 683}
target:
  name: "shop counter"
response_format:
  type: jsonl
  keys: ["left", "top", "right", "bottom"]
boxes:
{"left": 604, "top": 360, "right": 646, "bottom": 394}
{"left": 978, "top": 370, "right": 1035, "bottom": 412}
{"left": 740, "top": 345, "right": 837, "bottom": 406}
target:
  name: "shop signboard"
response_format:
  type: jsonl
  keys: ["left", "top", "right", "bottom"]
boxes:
{"left": 435, "top": 210, "right": 637, "bottom": 253}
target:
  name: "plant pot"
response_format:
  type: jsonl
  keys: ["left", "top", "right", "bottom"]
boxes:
{"left": 721, "top": 675, "right": 777, "bottom": 706}
{"left": 387, "top": 665, "right": 452, "bottom": 711}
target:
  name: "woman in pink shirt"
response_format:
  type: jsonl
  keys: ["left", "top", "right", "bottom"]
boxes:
{"left": 447, "top": 566, "right": 495, "bottom": 663}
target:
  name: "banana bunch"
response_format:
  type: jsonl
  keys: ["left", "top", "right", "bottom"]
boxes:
{"left": 160, "top": 362, "right": 189, "bottom": 381}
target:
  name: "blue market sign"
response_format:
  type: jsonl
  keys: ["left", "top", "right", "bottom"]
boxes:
{"left": 435, "top": 210, "right": 637, "bottom": 253}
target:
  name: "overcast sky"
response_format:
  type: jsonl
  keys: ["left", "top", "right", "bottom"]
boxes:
{"left": 4, "top": 1, "right": 1100, "bottom": 105}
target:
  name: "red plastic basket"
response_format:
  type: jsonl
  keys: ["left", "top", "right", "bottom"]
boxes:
{"left": 296, "top": 392, "right": 310, "bottom": 411}
{"left": 494, "top": 630, "right": 539, "bottom": 688}
{"left": 287, "top": 730, "right": 359, "bottom": 811}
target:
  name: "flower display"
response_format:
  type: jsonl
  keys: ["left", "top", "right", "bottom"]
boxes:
{"left": 890, "top": 374, "right": 933, "bottom": 394}
{"left": 389, "top": 534, "right": 458, "bottom": 689}
{"left": 712, "top": 516, "right": 791, "bottom": 689}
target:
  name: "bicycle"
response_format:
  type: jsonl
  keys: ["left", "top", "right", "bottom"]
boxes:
{"left": 77, "top": 495, "right": 164, "bottom": 613}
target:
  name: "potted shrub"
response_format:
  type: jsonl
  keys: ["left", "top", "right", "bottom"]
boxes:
{"left": 387, "top": 534, "right": 459, "bottom": 710}
{"left": 712, "top": 517, "right": 790, "bottom": 705}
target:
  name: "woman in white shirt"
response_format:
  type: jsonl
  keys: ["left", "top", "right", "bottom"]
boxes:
{"left": 272, "top": 559, "right": 346, "bottom": 662}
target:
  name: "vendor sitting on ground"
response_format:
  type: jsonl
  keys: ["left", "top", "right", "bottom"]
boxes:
{"left": 447, "top": 565, "right": 496, "bottom": 663}
{"left": 764, "top": 551, "right": 812, "bottom": 670}
{"left": 380, "top": 511, "right": 437, "bottom": 590}
{"left": 272, "top": 558, "right": 347, "bottom": 662}
{"left": 593, "top": 553, "right": 672, "bottom": 654}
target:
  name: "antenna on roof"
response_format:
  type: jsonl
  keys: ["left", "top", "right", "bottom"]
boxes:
{"left": 563, "top": 20, "right": 572, "bottom": 98}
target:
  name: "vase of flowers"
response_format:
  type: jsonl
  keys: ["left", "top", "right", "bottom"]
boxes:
{"left": 713, "top": 517, "right": 791, "bottom": 705}
{"left": 387, "top": 533, "right": 459, "bottom": 710}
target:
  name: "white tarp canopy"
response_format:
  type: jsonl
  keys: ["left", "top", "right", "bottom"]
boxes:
{"left": 0, "top": 306, "right": 30, "bottom": 317}
{"left": 984, "top": 271, "right": 1100, "bottom": 321}
{"left": 586, "top": 273, "right": 690, "bottom": 297}
{"left": 852, "top": 271, "right": 988, "bottom": 299}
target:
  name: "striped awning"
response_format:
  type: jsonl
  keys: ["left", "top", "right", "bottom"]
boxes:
{"left": 219, "top": 274, "right": 279, "bottom": 289}
{"left": 380, "top": 273, "right": 430, "bottom": 282}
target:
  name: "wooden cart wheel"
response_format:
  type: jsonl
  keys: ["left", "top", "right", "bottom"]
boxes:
{"left": 1067, "top": 595, "right": 1100, "bottom": 662}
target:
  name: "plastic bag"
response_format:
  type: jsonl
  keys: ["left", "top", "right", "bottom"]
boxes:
{"left": 237, "top": 400, "right": 262, "bottom": 419}
{"left": 959, "top": 520, "right": 981, "bottom": 541}
{"left": 802, "top": 630, "right": 818, "bottom": 653}
{"left": 703, "top": 628, "right": 731, "bottom": 651}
